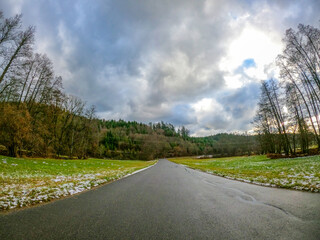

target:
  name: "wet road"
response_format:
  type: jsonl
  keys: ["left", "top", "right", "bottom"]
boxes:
{"left": 1, "top": 159, "right": 320, "bottom": 239}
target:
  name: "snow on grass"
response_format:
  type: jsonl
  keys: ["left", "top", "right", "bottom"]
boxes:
{"left": 170, "top": 155, "right": 320, "bottom": 192}
{"left": 0, "top": 156, "right": 156, "bottom": 210}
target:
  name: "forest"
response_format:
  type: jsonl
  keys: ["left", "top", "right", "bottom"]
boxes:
{"left": 254, "top": 24, "right": 320, "bottom": 156}
{"left": 99, "top": 120, "right": 258, "bottom": 160}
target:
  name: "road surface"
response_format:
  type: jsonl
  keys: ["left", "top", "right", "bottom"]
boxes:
{"left": 1, "top": 159, "right": 320, "bottom": 239}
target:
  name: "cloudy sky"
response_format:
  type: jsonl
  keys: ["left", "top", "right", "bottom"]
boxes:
{"left": 1, "top": 0, "right": 319, "bottom": 136}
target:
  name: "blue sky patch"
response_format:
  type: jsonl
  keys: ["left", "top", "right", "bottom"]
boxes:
{"left": 242, "top": 58, "right": 256, "bottom": 68}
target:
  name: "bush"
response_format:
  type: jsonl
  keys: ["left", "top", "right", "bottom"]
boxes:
{"left": 267, "top": 153, "right": 286, "bottom": 159}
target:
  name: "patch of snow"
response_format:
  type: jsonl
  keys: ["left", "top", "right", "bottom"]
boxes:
{"left": 1, "top": 162, "right": 158, "bottom": 211}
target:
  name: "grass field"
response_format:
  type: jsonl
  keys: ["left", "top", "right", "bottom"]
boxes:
{"left": 169, "top": 155, "right": 320, "bottom": 192}
{"left": 0, "top": 155, "right": 156, "bottom": 210}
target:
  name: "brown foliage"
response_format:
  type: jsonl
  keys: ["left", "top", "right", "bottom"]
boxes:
{"left": 0, "top": 104, "right": 31, "bottom": 156}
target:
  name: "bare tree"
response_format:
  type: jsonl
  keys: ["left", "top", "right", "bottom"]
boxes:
{"left": 0, "top": 26, "right": 34, "bottom": 85}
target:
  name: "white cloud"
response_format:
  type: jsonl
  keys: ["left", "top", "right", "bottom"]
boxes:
{"left": 224, "top": 74, "right": 243, "bottom": 89}
{"left": 219, "top": 24, "right": 283, "bottom": 88}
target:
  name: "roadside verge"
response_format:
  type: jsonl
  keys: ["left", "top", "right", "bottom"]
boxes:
{"left": 169, "top": 155, "right": 320, "bottom": 192}
{"left": 0, "top": 156, "right": 157, "bottom": 211}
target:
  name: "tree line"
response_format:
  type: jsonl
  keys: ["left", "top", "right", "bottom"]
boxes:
{"left": 98, "top": 120, "right": 259, "bottom": 160}
{"left": 254, "top": 23, "right": 320, "bottom": 156}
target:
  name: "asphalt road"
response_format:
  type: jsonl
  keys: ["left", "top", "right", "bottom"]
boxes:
{"left": 1, "top": 159, "right": 320, "bottom": 240}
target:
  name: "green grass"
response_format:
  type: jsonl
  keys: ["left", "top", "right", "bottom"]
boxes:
{"left": 169, "top": 155, "right": 320, "bottom": 192}
{"left": 0, "top": 155, "right": 156, "bottom": 210}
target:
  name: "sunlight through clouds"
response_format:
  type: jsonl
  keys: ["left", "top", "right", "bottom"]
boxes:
{"left": 219, "top": 25, "right": 283, "bottom": 85}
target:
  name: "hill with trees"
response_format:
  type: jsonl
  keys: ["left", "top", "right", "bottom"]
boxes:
{"left": 98, "top": 120, "right": 258, "bottom": 160}
{"left": 0, "top": 11, "right": 99, "bottom": 158}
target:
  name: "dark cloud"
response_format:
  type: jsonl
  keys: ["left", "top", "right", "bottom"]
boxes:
{"left": 219, "top": 82, "right": 261, "bottom": 126}
{"left": 1, "top": 0, "right": 319, "bottom": 135}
